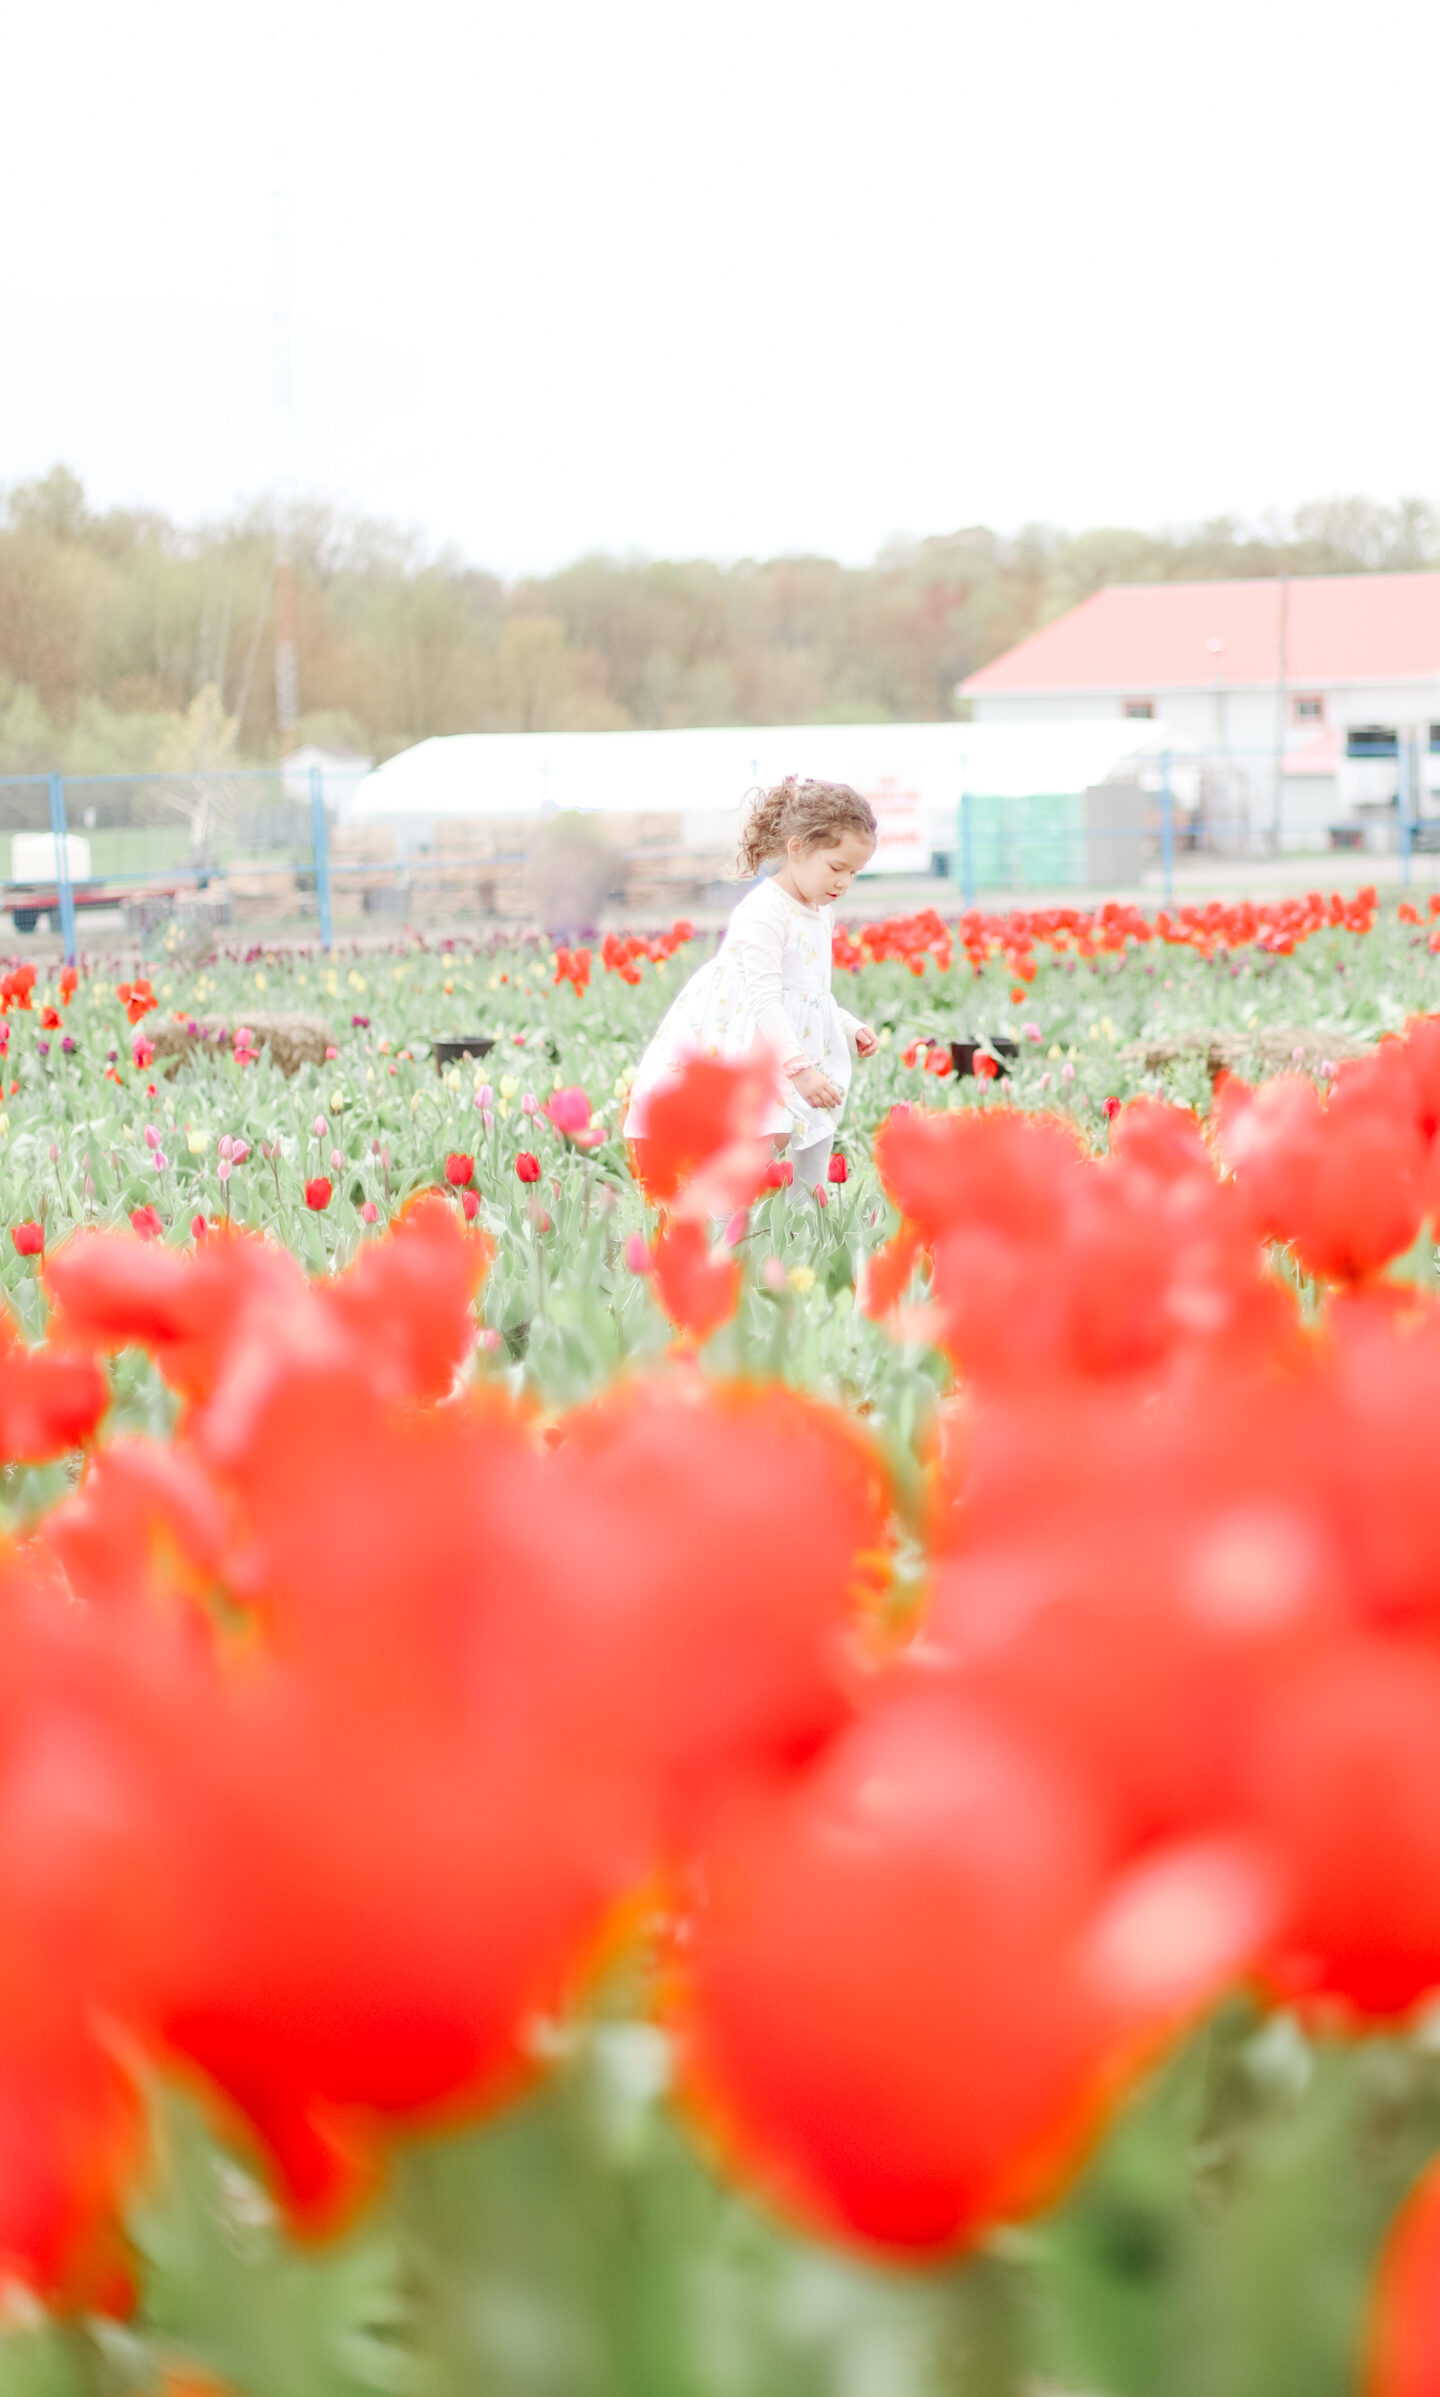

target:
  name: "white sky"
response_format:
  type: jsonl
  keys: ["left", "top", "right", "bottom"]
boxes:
{"left": 2, "top": 0, "right": 1436, "bottom": 575}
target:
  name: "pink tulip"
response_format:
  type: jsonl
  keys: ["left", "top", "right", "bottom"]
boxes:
{"left": 546, "top": 1086, "right": 592, "bottom": 1135}
{"left": 624, "top": 1232, "right": 653, "bottom": 1274}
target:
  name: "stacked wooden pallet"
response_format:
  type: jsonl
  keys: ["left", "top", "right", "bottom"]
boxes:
{"left": 326, "top": 812, "right": 730, "bottom": 924}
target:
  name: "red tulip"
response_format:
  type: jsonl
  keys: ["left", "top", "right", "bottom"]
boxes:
{"left": 650, "top": 1221, "right": 741, "bottom": 1345}
{"left": 515, "top": 1152, "right": 541, "bottom": 1184}
{"left": 115, "top": 978, "right": 156, "bottom": 1027}
{"left": 129, "top": 1207, "right": 162, "bottom": 1243}
{"left": 1216, "top": 1067, "right": 1427, "bottom": 1284}
{"left": 827, "top": 1152, "right": 848, "bottom": 1184}
{"left": 627, "top": 1052, "right": 780, "bottom": 1213}
{"left": 1252, "top": 1641, "right": 1440, "bottom": 2019}
{"left": 677, "top": 1689, "right": 1270, "bottom": 2252}
{"left": 460, "top": 1190, "right": 480, "bottom": 1222}
{"left": 11, "top": 1224, "right": 42, "bottom": 1258}
{"left": 304, "top": 1179, "right": 332, "bottom": 1213}
{"left": 1369, "top": 2151, "right": 1440, "bottom": 2397}
{"left": 0, "top": 1313, "right": 106, "bottom": 1462}
{"left": 444, "top": 1153, "right": 474, "bottom": 1187}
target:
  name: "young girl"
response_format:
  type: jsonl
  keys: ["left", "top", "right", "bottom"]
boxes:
{"left": 625, "top": 777, "right": 879, "bottom": 1190}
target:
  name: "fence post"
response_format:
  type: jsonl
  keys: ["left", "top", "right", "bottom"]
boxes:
{"left": 46, "top": 772, "right": 77, "bottom": 967}
{"left": 1160, "top": 749, "right": 1175, "bottom": 907}
{"left": 959, "top": 786, "right": 975, "bottom": 908}
{"left": 309, "top": 765, "right": 333, "bottom": 951}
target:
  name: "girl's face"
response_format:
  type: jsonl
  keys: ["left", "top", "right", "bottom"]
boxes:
{"left": 784, "top": 829, "right": 875, "bottom": 907}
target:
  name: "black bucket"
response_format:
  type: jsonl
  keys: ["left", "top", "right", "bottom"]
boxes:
{"left": 949, "top": 1037, "right": 1019, "bottom": 1080}
{"left": 432, "top": 1035, "right": 496, "bottom": 1074}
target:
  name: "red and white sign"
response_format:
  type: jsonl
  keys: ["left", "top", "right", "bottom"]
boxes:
{"left": 860, "top": 773, "right": 926, "bottom": 874}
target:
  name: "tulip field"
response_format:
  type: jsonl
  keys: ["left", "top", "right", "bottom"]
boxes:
{"left": 8, "top": 886, "right": 1440, "bottom": 2397}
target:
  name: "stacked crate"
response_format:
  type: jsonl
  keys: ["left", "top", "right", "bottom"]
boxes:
{"left": 328, "top": 813, "right": 729, "bottom": 925}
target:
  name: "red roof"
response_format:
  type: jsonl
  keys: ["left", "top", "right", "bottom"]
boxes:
{"left": 961, "top": 574, "right": 1440, "bottom": 696}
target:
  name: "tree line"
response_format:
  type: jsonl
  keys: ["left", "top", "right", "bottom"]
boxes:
{"left": 2, "top": 465, "right": 1436, "bottom": 775}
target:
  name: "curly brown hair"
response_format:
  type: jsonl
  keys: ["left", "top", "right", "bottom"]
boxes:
{"left": 734, "top": 776, "right": 878, "bottom": 878}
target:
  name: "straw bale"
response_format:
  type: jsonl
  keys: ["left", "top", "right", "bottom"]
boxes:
{"left": 150, "top": 1010, "right": 334, "bottom": 1079}
{"left": 1120, "top": 1024, "right": 1372, "bottom": 1079}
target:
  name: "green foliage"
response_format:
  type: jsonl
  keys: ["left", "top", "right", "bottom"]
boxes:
{"left": 4, "top": 2013, "right": 1436, "bottom": 2397}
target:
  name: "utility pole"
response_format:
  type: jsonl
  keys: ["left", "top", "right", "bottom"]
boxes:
{"left": 1272, "top": 575, "right": 1289, "bottom": 857}
{"left": 271, "top": 182, "right": 300, "bottom": 745}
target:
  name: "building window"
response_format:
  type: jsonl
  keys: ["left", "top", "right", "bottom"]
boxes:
{"left": 1429, "top": 724, "right": 1440, "bottom": 754}
{"left": 1292, "top": 694, "right": 1324, "bottom": 723}
{"left": 1346, "top": 726, "right": 1399, "bottom": 759}
{"left": 1122, "top": 698, "right": 1155, "bottom": 719}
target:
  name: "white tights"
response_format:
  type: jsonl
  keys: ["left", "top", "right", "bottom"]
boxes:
{"left": 783, "top": 1134, "right": 834, "bottom": 1196}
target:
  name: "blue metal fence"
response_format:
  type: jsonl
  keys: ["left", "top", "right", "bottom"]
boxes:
{"left": 0, "top": 743, "right": 1433, "bottom": 963}
{"left": 0, "top": 766, "right": 341, "bottom": 965}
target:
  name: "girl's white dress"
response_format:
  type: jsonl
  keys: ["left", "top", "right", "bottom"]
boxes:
{"left": 624, "top": 878, "right": 864, "bottom": 1149}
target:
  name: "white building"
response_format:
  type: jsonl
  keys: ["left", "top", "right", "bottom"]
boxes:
{"left": 960, "top": 573, "right": 1440, "bottom": 851}
{"left": 344, "top": 719, "right": 1188, "bottom": 886}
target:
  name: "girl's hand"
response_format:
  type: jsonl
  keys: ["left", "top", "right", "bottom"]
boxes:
{"left": 853, "top": 1022, "right": 879, "bottom": 1057}
{"left": 792, "top": 1064, "right": 843, "bottom": 1109}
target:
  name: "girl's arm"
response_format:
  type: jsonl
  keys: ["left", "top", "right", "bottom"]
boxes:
{"left": 728, "top": 905, "right": 808, "bottom": 1077}
{"left": 834, "top": 1001, "right": 879, "bottom": 1057}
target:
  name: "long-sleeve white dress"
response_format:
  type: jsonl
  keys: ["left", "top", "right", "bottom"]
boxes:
{"left": 624, "top": 879, "right": 864, "bottom": 1150}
